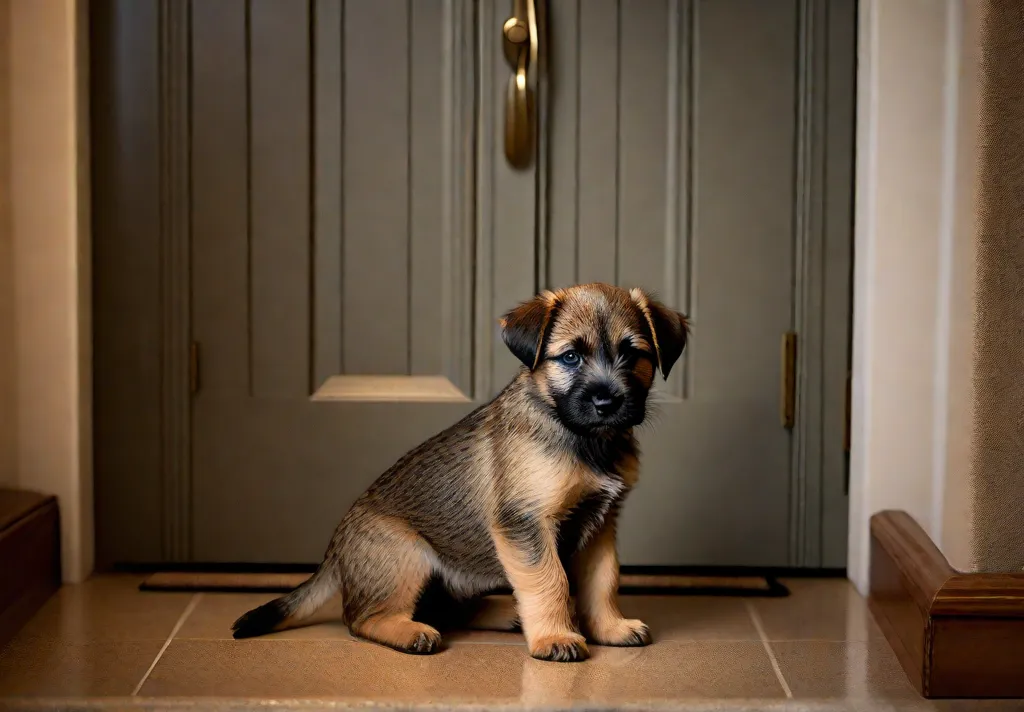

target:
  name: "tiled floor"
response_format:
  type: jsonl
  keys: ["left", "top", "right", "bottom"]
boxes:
{"left": 0, "top": 575, "right": 1016, "bottom": 711}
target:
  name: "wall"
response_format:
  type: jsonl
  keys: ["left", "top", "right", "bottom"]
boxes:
{"left": 848, "top": 0, "right": 977, "bottom": 591}
{"left": 969, "top": 0, "right": 1024, "bottom": 572}
{"left": 7, "top": 0, "right": 92, "bottom": 583}
{"left": 0, "top": 0, "right": 15, "bottom": 489}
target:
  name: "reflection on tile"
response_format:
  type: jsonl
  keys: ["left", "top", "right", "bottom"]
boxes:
{"left": 751, "top": 578, "right": 883, "bottom": 642}
{"left": 620, "top": 595, "right": 761, "bottom": 641}
{"left": 175, "top": 593, "right": 351, "bottom": 640}
{"left": 439, "top": 594, "right": 760, "bottom": 645}
{"left": 13, "top": 575, "right": 193, "bottom": 643}
{"left": 140, "top": 639, "right": 785, "bottom": 701}
{"left": 773, "top": 641, "right": 918, "bottom": 700}
{"left": 178, "top": 592, "right": 519, "bottom": 646}
{"left": 0, "top": 638, "right": 163, "bottom": 697}
{"left": 174, "top": 592, "right": 761, "bottom": 646}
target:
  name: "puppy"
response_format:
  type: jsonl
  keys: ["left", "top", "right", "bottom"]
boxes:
{"left": 232, "top": 283, "right": 688, "bottom": 662}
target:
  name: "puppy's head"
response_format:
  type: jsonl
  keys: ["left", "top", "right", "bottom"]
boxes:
{"left": 499, "top": 283, "right": 689, "bottom": 436}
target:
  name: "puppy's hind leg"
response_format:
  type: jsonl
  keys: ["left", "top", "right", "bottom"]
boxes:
{"left": 341, "top": 512, "right": 442, "bottom": 655}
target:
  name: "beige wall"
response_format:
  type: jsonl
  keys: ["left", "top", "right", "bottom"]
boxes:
{"left": 966, "top": 0, "right": 1024, "bottom": 572}
{"left": 6, "top": 0, "right": 92, "bottom": 582}
{"left": 848, "top": 0, "right": 978, "bottom": 591}
{"left": 0, "top": 0, "right": 16, "bottom": 489}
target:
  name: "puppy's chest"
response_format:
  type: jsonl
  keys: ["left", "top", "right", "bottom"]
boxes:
{"left": 554, "top": 475, "right": 626, "bottom": 556}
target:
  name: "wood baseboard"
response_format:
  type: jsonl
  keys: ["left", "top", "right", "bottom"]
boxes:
{"left": 869, "top": 510, "right": 1024, "bottom": 699}
{"left": 0, "top": 489, "right": 61, "bottom": 648}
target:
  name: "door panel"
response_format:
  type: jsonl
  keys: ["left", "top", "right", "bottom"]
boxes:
{"left": 192, "top": 0, "right": 472, "bottom": 398}
{"left": 92, "top": 0, "right": 855, "bottom": 569}
{"left": 545, "top": 0, "right": 804, "bottom": 565}
{"left": 187, "top": 0, "right": 536, "bottom": 562}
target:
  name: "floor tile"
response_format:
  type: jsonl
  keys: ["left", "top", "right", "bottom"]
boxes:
{"left": 0, "top": 638, "right": 162, "bottom": 697}
{"left": 175, "top": 592, "right": 759, "bottom": 646}
{"left": 931, "top": 703, "right": 1024, "bottom": 712}
{"left": 439, "top": 594, "right": 759, "bottom": 645}
{"left": 772, "top": 641, "right": 919, "bottom": 700}
{"left": 175, "top": 593, "right": 351, "bottom": 641}
{"left": 750, "top": 578, "right": 884, "bottom": 642}
{"left": 175, "top": 590, "right": 523, "bottom": 645}
{"left": 138, "top": 639, "right": 786, "bottom": 702}
{"left": 13, "top": 575, "right": 193, "bottom": 643}
{"left": 620, "top": 595, "right": 761, "bottom": 641}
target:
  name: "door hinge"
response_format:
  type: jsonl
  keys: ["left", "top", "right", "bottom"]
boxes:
{"left": 189, "top": 341, "right": 200, "bottom": 395}
{"left": 780, "top": 331, "right": 797, "bottom": 429}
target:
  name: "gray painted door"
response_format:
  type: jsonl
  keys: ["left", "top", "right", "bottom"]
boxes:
{"left": 92, "top": 0, "right": 854, "bottom": 569}
{"left": 541, "top": 0, "right": 854, "bottom": 567}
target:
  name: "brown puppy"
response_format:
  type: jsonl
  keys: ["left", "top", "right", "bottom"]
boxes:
{"left": 232, "top": 283, "right": 688, "bottom": 662}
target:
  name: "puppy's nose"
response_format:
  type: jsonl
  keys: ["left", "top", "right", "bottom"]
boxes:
{"left": 591, "top": 390, "right": 624, "bottom": 417}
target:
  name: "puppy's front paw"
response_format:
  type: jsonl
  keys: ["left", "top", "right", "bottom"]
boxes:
{"left": 587, "top": 618, "right": 652, "bottom": 647}
{"left": 407, "top": 627, "right": 443, "bottom": 654}
{"left": 529, "top": 632, "right": 590, "bottom": 662}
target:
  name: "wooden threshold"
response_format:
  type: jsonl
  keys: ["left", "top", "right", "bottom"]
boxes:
{"left": 869, "top": 510, "right": 1024, "bottom": 699}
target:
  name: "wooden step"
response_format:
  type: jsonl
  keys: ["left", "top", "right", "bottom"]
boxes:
{"left": 0, "top": 488, "right": 60, "bottom": 648}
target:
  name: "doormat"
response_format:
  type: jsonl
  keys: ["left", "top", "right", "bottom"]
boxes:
{"left": 139, "top": 570, "right": 790, "bottom": 597}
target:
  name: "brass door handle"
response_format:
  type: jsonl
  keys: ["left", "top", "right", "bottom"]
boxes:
{"left": 503, "top": 0, "right": 538, "bottom": 169}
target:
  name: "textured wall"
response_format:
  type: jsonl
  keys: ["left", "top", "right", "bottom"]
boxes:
{"left": 970, "top": 0, "right": 1024, "bottom": 572}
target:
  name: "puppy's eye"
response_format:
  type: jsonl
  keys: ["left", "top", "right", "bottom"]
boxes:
{"left": 558, "top": 351, "right": 581, "bottom": 367}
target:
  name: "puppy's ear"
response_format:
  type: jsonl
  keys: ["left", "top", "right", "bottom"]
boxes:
{"left": 499, "top": 290, "right": 560, "bottom": 370}
{"left": 630, "top": 288, "right": 689, "bottom": 380}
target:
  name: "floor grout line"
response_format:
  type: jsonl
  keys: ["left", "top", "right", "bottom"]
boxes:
{"left": 745, "top": 600, "right": 794, "bottom": 699}
{"left": 131, "top": 593, "right": 202, "bottom": 696}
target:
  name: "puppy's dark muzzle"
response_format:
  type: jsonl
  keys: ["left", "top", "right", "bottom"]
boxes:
{"left": 590, "top": 389, "right": 624, "bottom": 417}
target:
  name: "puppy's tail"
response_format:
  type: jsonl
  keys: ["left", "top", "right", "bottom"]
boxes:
{"left": 231, "top": 565, "right": 339, "bottom": 639}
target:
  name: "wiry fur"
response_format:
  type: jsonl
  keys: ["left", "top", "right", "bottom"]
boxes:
{"left": 231, "top": 283, "right": 689, "bottom": 662}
